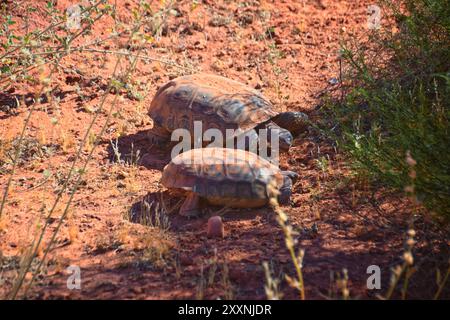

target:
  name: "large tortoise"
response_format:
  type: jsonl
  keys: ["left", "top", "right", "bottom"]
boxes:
{"left": 148, "top": 73, "right": 308, "bottom": 153}
{"left": 161, "top": 147, "right": 298, "bottom": 217}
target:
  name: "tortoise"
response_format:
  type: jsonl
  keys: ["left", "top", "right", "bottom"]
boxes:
{"left": 148, "top": 73, "right": 308, "bottom": 153}
{"left": 161, "top": 147, "right": 298, "bottom": 217}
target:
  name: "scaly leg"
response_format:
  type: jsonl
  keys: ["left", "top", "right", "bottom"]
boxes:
{"left": 179, "top": 193, "right": 202, "bottom": 218}
{"left": 148, "top": 125, "right": 170, "bottom": 148}
{"left": 278, "top": 171, "right": 298, "bottom": 205}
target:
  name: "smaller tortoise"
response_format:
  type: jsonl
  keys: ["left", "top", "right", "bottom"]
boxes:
{"left": 161, "top": 147, "right": 298, "bottom": 217}
{"left": 148, "top": 73, "right": 309, "bottom": 153}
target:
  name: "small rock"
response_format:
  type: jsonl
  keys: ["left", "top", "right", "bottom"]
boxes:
{"left": 329, "top": 77, "right": 339, "bottom": 85}
{"left": 287, "top": 4, "right": 298, "bottom": 13}
{"left": 207, "top": 216, "right": 224, "bottom": 238}
{"left": 193, "top": 40, "right": 206, "bottom": 50}
{"left": 215, "top": 50, "right": 226, "bottom": 57}
{"left": 238, "top": 13, "right": 253, "bottom": 26}
{"left": 274, "top": 37, "right": 284, "bottom": 45}
{"left": 117, "top": 171, "right": 127, "bottom": 180}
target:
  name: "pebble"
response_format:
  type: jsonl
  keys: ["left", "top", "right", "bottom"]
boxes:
{"left": 207, "top": 216, "right": 225, "bottom": 238}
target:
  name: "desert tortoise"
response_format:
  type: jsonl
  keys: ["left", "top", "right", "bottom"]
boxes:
{"left": 161, "top": 147, "right": 298, "bottom": 217}
{"left": 148, "top": 73, "right": 308, "bottom": 152}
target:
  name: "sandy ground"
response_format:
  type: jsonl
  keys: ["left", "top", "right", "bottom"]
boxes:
{"left": 0, "top": 0, "right": 449, "bottom": 299}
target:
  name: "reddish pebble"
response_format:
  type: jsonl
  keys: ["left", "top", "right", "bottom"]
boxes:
{"left": 207, "top": 216, "right": 225, "bottom": 238}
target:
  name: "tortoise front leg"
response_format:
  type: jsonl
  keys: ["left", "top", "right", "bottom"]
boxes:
{"left": 148, "top": 124, "right": 171, "bottom": 148}
{"left": 179, "top": 192, "right": 202, "bottom": 218}
{"left": 278, "top": 171, "right": 299, "bottom": 205}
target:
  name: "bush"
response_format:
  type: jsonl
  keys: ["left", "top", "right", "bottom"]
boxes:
{"left": 323, "top": 0, "right": 450, "bottom": 219}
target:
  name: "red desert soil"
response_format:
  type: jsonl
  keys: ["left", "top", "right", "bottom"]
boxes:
{"left": 0, "top": 0, "right": 449, "bottom": 299}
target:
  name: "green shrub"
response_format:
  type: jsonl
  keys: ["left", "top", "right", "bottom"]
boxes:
{"left": 323, "top": 0, "right": 450, "bottom": 219}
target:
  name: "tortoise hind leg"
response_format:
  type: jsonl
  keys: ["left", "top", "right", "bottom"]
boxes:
{"left": 179, "top": 193, "right": 202, "bottom": 218}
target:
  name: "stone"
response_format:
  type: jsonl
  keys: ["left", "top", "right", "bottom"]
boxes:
{"left": 207, "top": 216, "right": 224, "bottom": 238}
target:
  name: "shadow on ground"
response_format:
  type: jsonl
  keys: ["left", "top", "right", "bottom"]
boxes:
{"left": 127, "top": 190, "right": 279, "bottom": 232}
{"left": 106, "top": 129, "right": 171, "bottom": 171}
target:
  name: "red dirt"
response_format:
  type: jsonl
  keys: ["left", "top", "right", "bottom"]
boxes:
{"left": 0, "top": 0, "right": 449, "bottom": 300}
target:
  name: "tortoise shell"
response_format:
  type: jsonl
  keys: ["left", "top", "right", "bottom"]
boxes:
{"left": 149, "top": 73, "right": 277, "bottom": 136}
{"left": 161, "top": 148, "right": 284, "bottom": 206}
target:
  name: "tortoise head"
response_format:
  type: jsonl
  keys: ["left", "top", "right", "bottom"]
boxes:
{"left": 272, "top": 111, "right": 309, "bottom": 137}
{"left": 282, "top": 170, "right": 299, "bottom": 184}
{"left": 278, "top": 128, "right": 293, "bottom": 152}
{"left": 263, "top": 123, "right": 293, "bottom": 153}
